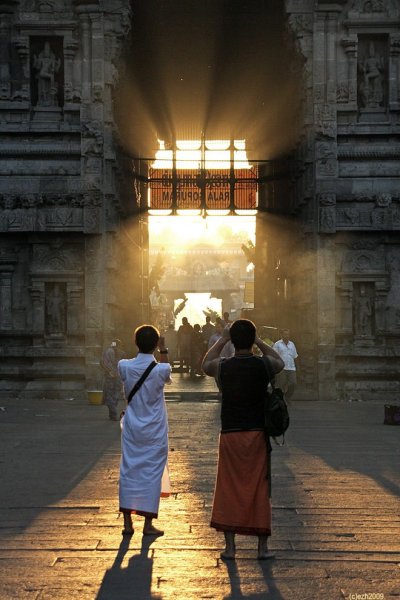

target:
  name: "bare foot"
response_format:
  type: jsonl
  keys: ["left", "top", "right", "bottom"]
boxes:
{"left": 143, "top": 525, "right": 164, "bottom": 536}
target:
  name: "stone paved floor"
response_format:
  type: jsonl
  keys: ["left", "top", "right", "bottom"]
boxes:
{"left": 0, "top": 392, "right": 399, "bottom": 600}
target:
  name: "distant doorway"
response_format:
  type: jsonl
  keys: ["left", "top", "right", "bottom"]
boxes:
{"left": 174, "top": 293, "right": 221, "bottom": 328}
{"left": 148, "top": 215, "right": 256, "bottom": 333}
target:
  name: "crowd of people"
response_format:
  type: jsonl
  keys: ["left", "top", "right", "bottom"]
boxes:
{"left": 160, "top": 312, "right": 236, "bottom": 377}
{"left": 100, "top": 317, "right": 299, "bottom": 559}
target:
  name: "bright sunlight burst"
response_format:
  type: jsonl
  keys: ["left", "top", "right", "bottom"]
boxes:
{"left": 149, "top": 215, "right": 256, "bottom": 250}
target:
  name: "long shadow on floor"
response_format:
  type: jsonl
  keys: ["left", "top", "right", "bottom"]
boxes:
{"left": 223, "top": 559, "right": 285, "bottom": 600}
{"left": 0, "top": 397, "right": 122, "bottom": 536}
{"left": 96, "top": 536, "right": 162, "bottom": 600}
{"left": 288, "top": 401, "right": 400, "bottom": 499}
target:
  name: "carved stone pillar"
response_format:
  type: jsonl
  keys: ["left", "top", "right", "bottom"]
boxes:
{"left": 14, "top": 36, "right": 30, "bottom": 103}
{"left": 375, "top": 278, "right": 390, "bottom": 333}
{"left": 64, "top": 38, "right": 79, "bottom": 104}
{"left": 0, "top": 17, "right": 11, "bottom": 100}
{"left": 0, "top": 257, "right": 17, "bottom": 329}
{"left": 318, "top": 193, "right": 336, "bottom": 234}
{"left": 338, "top": 282, "right": 353, "bottom": 334}
{"left": 0, "top": 2, "right": 19, "bottom": 99}
{"left": 326, "top": 13, "right": 337, "bottom": 104}
{"left": 313, "top": 7, "right": 340, "bottom": 400}
{"left": 389, "top": 33, "right": 400, "bottom": 109}
{"left": 29, "top": 283, "right": 45, "bottom": 336}
{"left": 67, "top": 285, "right": 83, "bottom": 334}
{"left": 342, "top": 36, "right": 358, "bottom": 106}
{"left": 314, "top": 13, "right": 326, "bottom": 103}
{"left": 80, "top": 15, "right": 91, "bottom": 103}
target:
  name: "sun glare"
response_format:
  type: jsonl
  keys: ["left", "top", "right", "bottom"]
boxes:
{"left": 149, "top": 214, "right": 256, "bottom": 328}
{"left": 149, "top": 215, "right": 256, "bottom": 250}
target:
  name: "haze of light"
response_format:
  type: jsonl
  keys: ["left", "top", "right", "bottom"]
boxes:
{"left": 149, "top": 215, "right": 256, "bottom": 251}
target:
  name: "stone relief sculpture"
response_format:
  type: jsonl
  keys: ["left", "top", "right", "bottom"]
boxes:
{"left": 33, "top": 41, "right": 61, "bottom": 107}
{"left": 362, "top": 0, "right": 384, "bottom": 11}
{"left": 45, "top": 283, "right": 66, "bottom": 334}
{"left": 354, "top": 284, "right": 374, "bottom": 336}
{"left": 349, "top": 0, "right": 398, "bottom": 14}
{"left": 38, "top": 0, "right": 65, "bottom": 10}
{"left": 357, "top": 41, "right": 385, "bottom": 109}
{"left": 320, "top": 207, "right": 336, "bottom": 233}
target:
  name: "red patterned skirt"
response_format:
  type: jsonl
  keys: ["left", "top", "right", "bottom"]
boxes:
{"left": 210, "top": 430, "right": 271, "bottom": 536}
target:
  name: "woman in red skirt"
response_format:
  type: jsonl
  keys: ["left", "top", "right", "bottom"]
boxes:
{"left": 202, "top": 319, "right": 284, "bottom": 560}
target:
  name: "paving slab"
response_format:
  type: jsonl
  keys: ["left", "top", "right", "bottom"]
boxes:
{"left": 0, "top": 394, "right": 399, "bottom": 599}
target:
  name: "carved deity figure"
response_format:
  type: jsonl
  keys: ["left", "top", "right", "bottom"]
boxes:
{"left": 354, "top": 285, "right": 373, "bottom": 336}
{"left": 33, "top": 41, "right": 61, "bottom": 106}
{"left": 46, "top": 283, "right": 66, "bottom": 334}
{"left": 358, "top": 42, "right": 385, "bottom": 108}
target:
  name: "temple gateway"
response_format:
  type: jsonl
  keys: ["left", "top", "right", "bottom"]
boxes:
{"left": 0, "top": 0, "right": 399, "bottom": 402}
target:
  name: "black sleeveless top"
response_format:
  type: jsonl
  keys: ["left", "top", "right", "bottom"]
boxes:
{"left": 219, "top": 355, "right": 271, "bottom": 431}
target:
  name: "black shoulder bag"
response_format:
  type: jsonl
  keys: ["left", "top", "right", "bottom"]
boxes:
{"left": 263, "top": 358, "right": 290, "bottom": 445}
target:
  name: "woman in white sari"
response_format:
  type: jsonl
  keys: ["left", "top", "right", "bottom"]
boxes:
{"left": 118, "top": 325, "right": 171, "bottom": 536}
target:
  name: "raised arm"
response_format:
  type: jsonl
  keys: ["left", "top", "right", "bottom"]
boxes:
{"left": 255, "top": 337, "right": 284, "bottom": 375}
{"left": 157, "top": 336, "right": 169, "bottom": 364}
{"left": 202, "top": 328, "right": 230, "bottom": 377}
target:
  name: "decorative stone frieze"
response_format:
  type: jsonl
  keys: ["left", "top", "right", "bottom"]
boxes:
{"left": 315, "top": 104, "right": 337, "bottom": 139}
{"left": 347, "top": 0, "right": 399, "bottom": 18}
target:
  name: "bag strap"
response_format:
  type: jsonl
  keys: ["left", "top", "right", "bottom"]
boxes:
{"left": 127, "top": 361, "right": 157, "bottom": 404}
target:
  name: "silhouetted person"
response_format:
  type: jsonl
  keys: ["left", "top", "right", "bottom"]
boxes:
{"left": 202, "top": 315, "right": 216, "bottom": 343}
{"left": 272, "top": 329, "right": 298, "bottom": 401}
{"left": 177, "top": 317, "right": 193, "bottom": 372}
{"left": 190, "top": 324, "right": 207, "bottom": 377}
{"left": 101, "top": 339, "right": 125, "bottom": 421}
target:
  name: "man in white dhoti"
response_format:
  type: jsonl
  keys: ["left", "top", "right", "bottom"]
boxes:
{"left": 118, "top": 325, "right": 171, "bottom": 537}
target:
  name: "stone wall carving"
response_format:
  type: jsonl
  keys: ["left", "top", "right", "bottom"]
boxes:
{"left": 335, "top": 194, "right": 400, "bottom": 230}
{"left": 45, "top": 282, "right": 66, "bottom": 335}
{"left": 349, "top": 0, "right": 399, "bottom": 17}
{"left": 357, "top": 37, "right": 387, "bottom": 110}
{"left": 0, "top": 254, "right": 17, "bottom": 330}
{"left": 32, "top": 40, "right": 62, "bottom": 107}
{"left": 353, "top": 282, "right": 375, "bottom": 336}
{"left": 31, "top": 242, "right": 83, "bottom": 273}
{"left": 315, "top": 104, "right": 337, "bottom": 139}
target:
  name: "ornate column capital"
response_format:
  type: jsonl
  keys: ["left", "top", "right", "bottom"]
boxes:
{"left": 64, "top": 38, "right": 79, "bottom": 59}
{"left": 341, "top": 36, "right": 357, "bottom": 55}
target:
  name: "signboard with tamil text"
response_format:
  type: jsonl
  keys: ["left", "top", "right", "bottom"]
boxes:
{"left": 149, "top": 167, "right": 258, "bottom": 211}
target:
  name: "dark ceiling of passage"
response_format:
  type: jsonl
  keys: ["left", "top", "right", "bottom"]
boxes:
{"left": 114, "top": 0, "right": 303, "bottom": 159}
